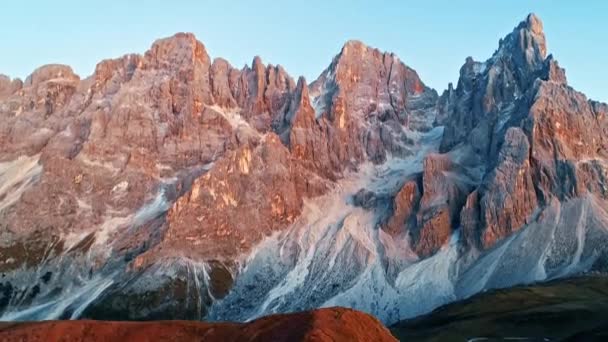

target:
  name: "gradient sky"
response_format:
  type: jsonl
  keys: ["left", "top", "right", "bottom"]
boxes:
{"left": 2, "top": 1, "right": 606, "bottom": 102}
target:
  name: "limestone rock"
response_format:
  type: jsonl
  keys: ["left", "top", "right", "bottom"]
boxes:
{"left": 384, "top": 179, "right": 420, "bottom": 236}
{"left": 478, "top": 127, "right": 538, "bottom": 248}
{"left": 412, "top": 154, "right": 472, "bottom": 256}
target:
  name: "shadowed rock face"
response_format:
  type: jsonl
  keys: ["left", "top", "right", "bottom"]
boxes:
{"left": 0, "top": 307, "right": 398, "bottom": 342}
{"left": 477, "top": 127, "right": 537, "bottom": 249}
{"left": 439, "top": 13, "right": 550, "bottom": 154}
{"left": 391, "top": 13, "right": 608, "bottom": 255}
{"left": 0, "top": 13, "right": 607, "bottom": 326}
{"left": 390, "top": 276, "right": 608, "bottom": 341}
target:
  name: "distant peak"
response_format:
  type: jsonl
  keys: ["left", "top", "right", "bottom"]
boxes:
{"left": 337, "top": 39, "right": 399, "bottom": 64}
{"left": 212, "top": 57, "right": 231, "bottom": 67}
{"left": 146, "top": 32, "right": 210, "bottom": 66}
{"left": 342, "top": 39, "right": 368, "bottom": 50}
{"left": 524, "top": 13, "right": 544, "bottom": 34}
{"left": 252, "top": 55, "right": 264, "bottom": 68}
{"left": 491, "top": 13, "right": 547, "bottom": 69}
{"left": 296, "top": 76, "right": 308, "bottom": 88}
{"left": 171, "top": 32, "right": 197, "bottom": 40}
{"left": 338, "top": 40, "right": 371, "bottom": 59}
{"left": 294, "top": 76, "right": 310, "bottom": 105}
{"left": 152, "top": 32, "right": 202, "bottom": 47}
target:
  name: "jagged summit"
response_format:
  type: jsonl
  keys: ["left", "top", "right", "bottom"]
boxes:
{"left": 494, "top": 12, "right": 547, "bottom": 70}
{"left": 25, "top": 64, "right": 80, "bottom": 86}
{"left": 438, "top": 13, "right": 562, "bottom": 152}
{"left": 523, "top": 12, "right": 544, "bottom": 34}
{"left": 342, "top": 39, "right": 367, "bottom": 48}
{"left": 145, "top": 32, "right": 210, "bottom": 67}
{"left": 330, "top": 39, "right": 415, "bottom": 75}
{"left": 338, "top": 39, "right": 384, "bottom": 57}
{"left": 433, "top": 12, "right": 607, "bottom": 254}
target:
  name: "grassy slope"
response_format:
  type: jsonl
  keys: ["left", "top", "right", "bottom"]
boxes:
{"left": 391, "top": 276, "right": 608, "bottom": 341}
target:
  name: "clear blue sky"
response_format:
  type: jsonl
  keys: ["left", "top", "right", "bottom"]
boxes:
{"left": 2, "top": 1, "right": 606, "bottom": 102}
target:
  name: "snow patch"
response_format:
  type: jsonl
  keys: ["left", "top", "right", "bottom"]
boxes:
{"left": 0, "top": 272, "right": 116, "bottom": 321}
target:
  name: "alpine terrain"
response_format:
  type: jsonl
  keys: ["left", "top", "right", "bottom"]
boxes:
{"left": 0, "top": 12, "right": 607, "bottom": 338}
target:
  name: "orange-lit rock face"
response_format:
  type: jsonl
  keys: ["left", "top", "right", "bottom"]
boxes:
{"left": 384, "top": 180, "right": 420, "bottom": 237}
{"left": 478, "top": 128, "right": 537, "bottom": 249}
{"left": 406, "top": 153, "right": 471, "bottom": 256}
{"left": 307, "top": 39, "right": 438, "bottom": 166}
{"left": 136, "top": 134, "right": 329, "bottom": 265}
{"left": 0, "top": 308, "right": 397, "bottom": 342}
{"left": 0, "top": 31, "right": 438, "bottom": 322}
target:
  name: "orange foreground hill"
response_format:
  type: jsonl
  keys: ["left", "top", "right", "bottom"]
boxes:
{"left": 0, "top": 307, "right": 397, "bottom": 342}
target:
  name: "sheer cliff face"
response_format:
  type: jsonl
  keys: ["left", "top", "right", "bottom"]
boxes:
{"left": 0, "top": 14, "right": 607, "bottom": 324}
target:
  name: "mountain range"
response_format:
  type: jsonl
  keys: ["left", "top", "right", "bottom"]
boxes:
{"left": 0, "top": 13, "right": 607, "bottom": 340}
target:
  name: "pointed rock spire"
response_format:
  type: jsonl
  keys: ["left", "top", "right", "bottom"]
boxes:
{"left": 282, "top": 76, "right": 315, "bottom": 143}
{"left": 543, "top": 54, "right": 567, "bottom": 84}
{"left": 525, "top": 13, "right": 544, "bottom": 35}
{"left": 495, "top": 12, "right": 547, "bottom": 73}
{"left": 294, "top": 76, "right": 311, "bottom": 110}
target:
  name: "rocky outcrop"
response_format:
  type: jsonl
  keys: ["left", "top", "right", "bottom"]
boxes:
{"left": 478, "top": 127, "right": 537, "bottom": 248}
{"left": 0, "top": 75, "right": 22, "bottom": 98}
{"left": 383, "top": 179, "right": 420, "bottom": 236}
{"left": 284, "top": 77, "right": 338, "bottom": 178}
{"left": 382, "top": 150, "right": 478, "bottom": 257}
{"left": 136, "top": 134, "right": 329, "bottom": 265}
{"left": 381, "top": 154, "right": 473, "bottom": 257}
{"left": 527, "top": 80, "right": 608, "bottom": 202}
{"left": 413, "top": 154, "right": 470, "bottom": 256}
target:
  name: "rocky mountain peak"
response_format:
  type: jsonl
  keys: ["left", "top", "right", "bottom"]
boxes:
{"left": 251, "top": 55, "right": 265, "bottom": 71}
{"left": 435, "top": 13, "right": 607, "bottom": 257}
{"left": 494, "top": 12, "right": 547, "bottom": 73}
{"left": 440, "top": 13, "right": 556, "bottom": 152}
{"left": 339, "top": 39, "right": 371, "bottom": 57}
{"left": 305, "top": 39, "right": 438, "bottom": 167}
{"left": 144, "top": 32, "right": 210, "bottom": 70}
{"left": 295, "top": 76, "right": 310, "bottom": 105}
{"left": 330, "top": 40, "right": 401, "bottom": 85}
{"left": 524, "top": 13, "right": 544, "bottom": 35}
{"left": 542, "top": 54, "right": 567, "bottom": 84}
{"left": 24, "top": 64, "right": 80, "bottom": 87}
